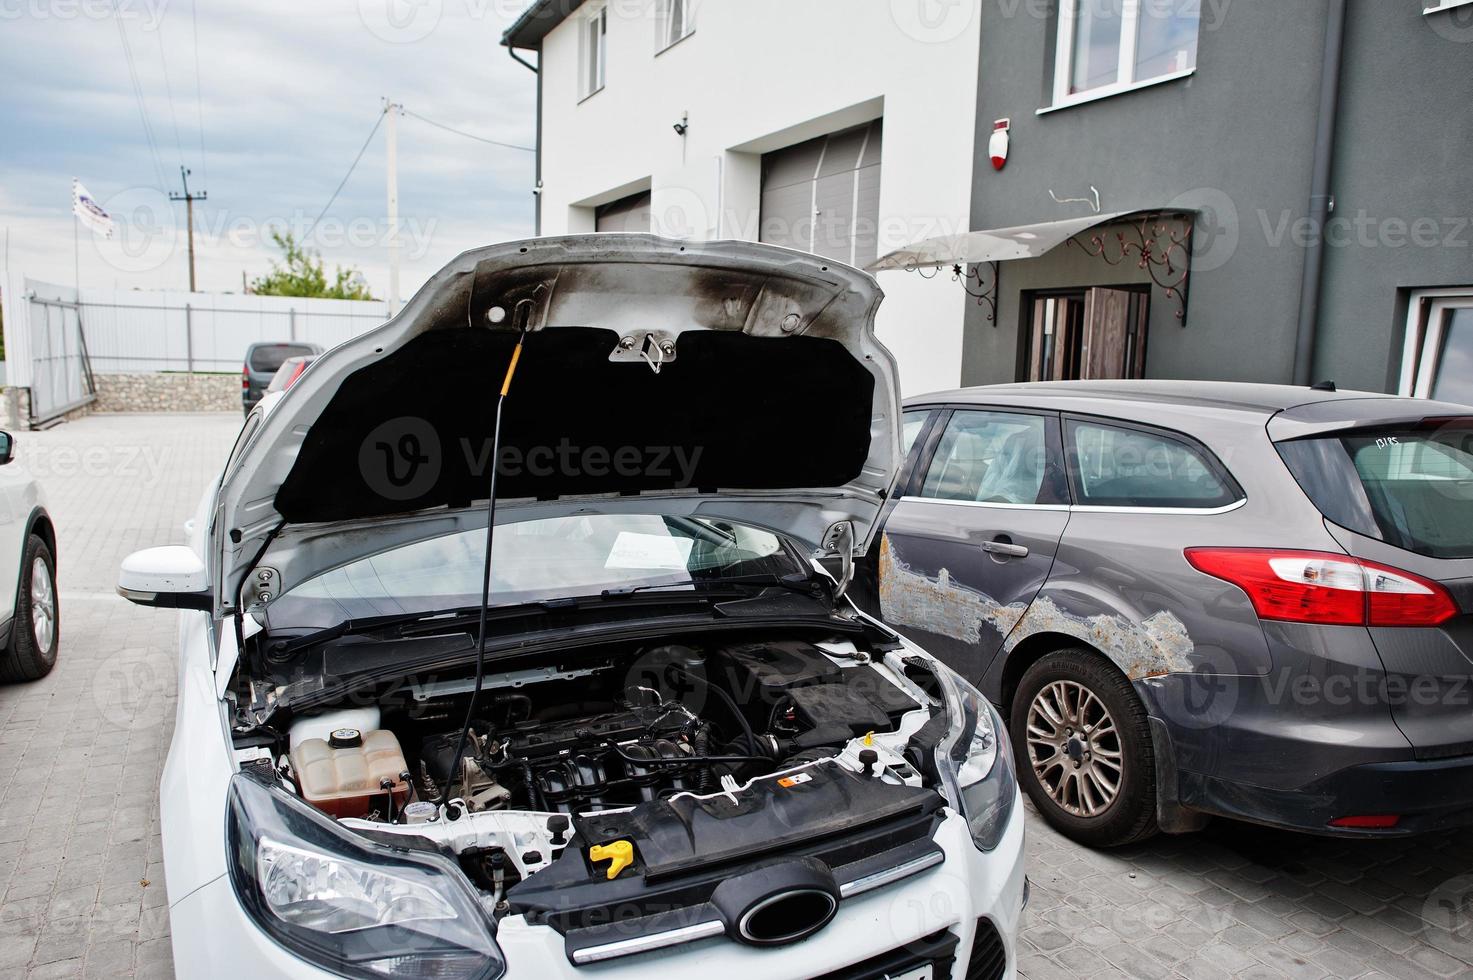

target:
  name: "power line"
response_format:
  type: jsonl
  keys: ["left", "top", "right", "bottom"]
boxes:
{"left": 401, "top": 107, "right": 534, "bottom": 152}
{"left": 153, "top": 13, "right": 186, "bottom": 164}
{"left": 112, "top": 1, "right": 169, "bottom": 192}
{"left": 302, "top": 105, "right": 389, "bottom": 242}
{"left": 190, "top": 0, "right": 208, "bottom": 188}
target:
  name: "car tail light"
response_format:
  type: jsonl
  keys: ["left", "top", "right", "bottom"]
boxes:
{"left": 1328, "top": 814, "right": 1400, "bottom": 829}
{"left": 242, "top": 365, "right": 250, "bottom": 390}
{"left": 1184, "top": 548, "right": 1458, "bottom": 628}
{"left": 285, "top": 361, "right": 308, "bottom": 389}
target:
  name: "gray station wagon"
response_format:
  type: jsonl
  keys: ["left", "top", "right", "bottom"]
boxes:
{"left": 867, "top": 380, "right": 1473, "bottom": 846}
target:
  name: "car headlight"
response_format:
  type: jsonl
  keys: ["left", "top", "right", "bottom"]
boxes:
{"left": 226, "top": 771, "right": 506, "bottom": 980}
{"left": 931, "top": 660, "right": 1017, "bottom": 852}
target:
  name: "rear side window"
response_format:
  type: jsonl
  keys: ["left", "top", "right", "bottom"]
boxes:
{"left": 919, "top": 410, "right": 1065, "bottom": 505}
{"left": 1278, "top": 424, "right": 1473, "bottom": 559}
{"left": 1067, "top": 419, "right": 1241, "bottom": 509}
{"left": 249, "top": 344, "right": 314, "bottom": 372}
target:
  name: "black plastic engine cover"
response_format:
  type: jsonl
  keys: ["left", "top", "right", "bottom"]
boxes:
{"left": 506, "top": 760, "right": 943, "bottom": 930}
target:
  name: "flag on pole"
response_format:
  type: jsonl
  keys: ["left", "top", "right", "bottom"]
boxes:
{"left": 71, "top": 179, "right": 114, "bottom": 239}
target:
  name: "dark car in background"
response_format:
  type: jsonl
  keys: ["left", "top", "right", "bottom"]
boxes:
{"left": 242, "top": 341, "right": 321, "bottom": 415}
{"left": 874, "top": 381, "right": 1473, "bottom": 846}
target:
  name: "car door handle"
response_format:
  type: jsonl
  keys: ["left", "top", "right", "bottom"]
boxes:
{"left": 982, "top": 540, "right": 1029, "bottom": 559}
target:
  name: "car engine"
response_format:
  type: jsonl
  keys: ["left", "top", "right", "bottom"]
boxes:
{"left": 232, "top": 632, "right": 938, "bottom": 900}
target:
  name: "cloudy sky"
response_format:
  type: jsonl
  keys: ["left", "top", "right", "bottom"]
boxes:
{"left": 0, "top": 0, "right": 538, "bottom": 300}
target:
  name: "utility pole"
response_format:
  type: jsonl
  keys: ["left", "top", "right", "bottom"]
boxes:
{"left": 169, "top": 165, "right": 207, "bottom": 292}
{"left": 384, "top": 99, "right": 402, "bottom": 316}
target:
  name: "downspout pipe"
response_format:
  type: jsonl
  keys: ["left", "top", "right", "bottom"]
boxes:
{"left": 1291, "top": 0, "right": 1348, "bottom": 386}
{"left": 506, "top": 45, "right": 542, "bottom": 236}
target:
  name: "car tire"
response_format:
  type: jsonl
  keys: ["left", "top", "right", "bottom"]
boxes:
{"left": 0, "top": 535, "right": 59, "bottom": 683}
{"left": 1009, "top": 649, "right": 1158, "bottom": 848}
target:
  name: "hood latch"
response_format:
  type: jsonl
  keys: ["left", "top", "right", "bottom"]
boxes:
{"left": 611, "top": 332, "right": 678, "bottom": 374}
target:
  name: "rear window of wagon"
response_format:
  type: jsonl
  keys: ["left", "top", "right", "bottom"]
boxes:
{"left": 1277, "top": 422, "right": 1473, "bottom": 559}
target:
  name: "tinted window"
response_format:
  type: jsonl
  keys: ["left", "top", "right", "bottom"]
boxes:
{"left": 1279, "top": 424, "right": 1473, "bottom": 559}
{"left": 1068, "top": 420, "right": 1239, "bottom": 508}
{"left": 249, "top": 344, "right": 315, "bottom": 372}
{"left": 920, "top": 411, "right": 1058, "bottom": 505}
{"left": 901, "top": 411, "right": 929, "bottom": 456}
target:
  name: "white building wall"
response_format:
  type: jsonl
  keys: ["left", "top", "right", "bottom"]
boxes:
{"left": 536, "top": 0, "right": 983, "bottom": 396}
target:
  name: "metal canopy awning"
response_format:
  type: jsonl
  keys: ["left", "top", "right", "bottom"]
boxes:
{"left": 866, "top": 210, "right": 1145, "bottom": 272}
{"left": 866, "top": 208, "right": 1199, "bottom": 326}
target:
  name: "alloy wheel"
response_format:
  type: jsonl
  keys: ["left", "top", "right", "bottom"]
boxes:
{"left": 30, "top": 556, "right": 54, "bottom": 651}
{"left": 1025, "top": 679, "right": 1124, "bottom": 817}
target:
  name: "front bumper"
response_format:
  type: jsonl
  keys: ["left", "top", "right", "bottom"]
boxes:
{"left": 168, "top": 806, "right": 1026, "bottom": 979}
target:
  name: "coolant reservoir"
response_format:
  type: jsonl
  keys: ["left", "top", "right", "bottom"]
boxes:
{"left": 290, "top": 728, "right": 410, "bottom": 818}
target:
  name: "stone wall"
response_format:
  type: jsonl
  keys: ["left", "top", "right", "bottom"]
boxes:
{"left": 93, "top": 373, "right": 239, "bottom": 414}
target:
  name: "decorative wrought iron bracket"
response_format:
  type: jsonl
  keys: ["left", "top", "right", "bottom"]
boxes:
{"left": 1067, "top": 211, "right": 1196, "bottom": 325}
{"left": 953, "top": 261, "right": 1001, "bottom": 324}
{"left": 905, "top": 260, "right": 1000, "bottom": 323}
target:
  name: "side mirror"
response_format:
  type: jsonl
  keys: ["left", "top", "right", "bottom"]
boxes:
{"left": 0, "top": 431, "right": 15, "bottom": 466}
{"left": 118, "top": 546, "right": 212, "bottom": 610}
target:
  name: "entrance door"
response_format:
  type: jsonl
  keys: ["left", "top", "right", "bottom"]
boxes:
{"left": 1027, "top": 287, "right": 1148, "bottom": 381}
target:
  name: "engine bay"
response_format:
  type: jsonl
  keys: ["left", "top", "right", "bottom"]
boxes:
{"left": 230, "top": 629, "right": 949, "bottom": 911}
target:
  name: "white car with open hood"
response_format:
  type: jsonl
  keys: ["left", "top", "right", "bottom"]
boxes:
{"left": 120, "top": 236, "right": 1025, "bottom": 980}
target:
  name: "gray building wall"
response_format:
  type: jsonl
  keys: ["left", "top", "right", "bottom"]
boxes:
{"left": 959, "top": 0, "right": 1473, "bottom": 393}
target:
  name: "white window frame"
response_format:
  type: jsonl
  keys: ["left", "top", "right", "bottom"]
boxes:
{"left": 655, "top": 0, "right": 695, "bottom": 53}
{"left": 1049, "top": 0, "right": 1198, "bottom": 111}
{"left": 1399, "top": 288, "right": 1473, "bottom": 398}
{"left": 1424, "top": 0, "right": 1473, "bottom": 13}
{"left": 579, "top": 4, "right": 608, "bottom": 101}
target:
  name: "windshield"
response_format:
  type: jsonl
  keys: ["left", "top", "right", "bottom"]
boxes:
{"left": 265, "top": 514, "right": 807, "bottom": 631}
{"left": 1278, "top": 422, "right": 1473, "bottom": 559}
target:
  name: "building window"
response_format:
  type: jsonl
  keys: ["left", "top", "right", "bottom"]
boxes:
{"left": 656, "top": 0, "right": 695, "bottom": 51}
{"left": 1053, "top": 0, "right": 1200, "bottom": 106}
{"left": 1401, "top": 290, "right": 1473, "bottom": 403}
{"left": 580, "top": 5, "right": 607, "bottom": 100}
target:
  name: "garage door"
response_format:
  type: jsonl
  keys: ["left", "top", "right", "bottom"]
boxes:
{"left": 595, "top": 190, "right": 652, "bottom": 233}
{"left": 760, "top": 119, "right": 882, "bottom": 268}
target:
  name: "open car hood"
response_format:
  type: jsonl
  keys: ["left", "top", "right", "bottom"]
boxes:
{"left": 213, "top": 235, "right": 900, "bottom": 618}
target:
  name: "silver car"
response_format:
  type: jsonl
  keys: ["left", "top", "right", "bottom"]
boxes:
{"left": 874, "top": 380, "right": 1473, "bottom": 846}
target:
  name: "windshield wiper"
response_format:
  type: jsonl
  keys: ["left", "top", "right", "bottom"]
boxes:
{"left": 601, "top": 571, "right": 823, "bottom": 599}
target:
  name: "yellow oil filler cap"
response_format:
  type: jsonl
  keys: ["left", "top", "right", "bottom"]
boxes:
{"left": 589, "top": 840, "right": 635, "bottom": 880}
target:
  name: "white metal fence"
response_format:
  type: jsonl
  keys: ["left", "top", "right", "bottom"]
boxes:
{"left": 7, "top": 279, "right": 391, "bottom": 379}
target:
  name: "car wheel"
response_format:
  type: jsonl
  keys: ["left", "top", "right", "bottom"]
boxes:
{"left": 0, "top": 535, "right": 59, "bottom": 683}
{"left": 1009, "top": 649, "right": 1158, "bottom": 847}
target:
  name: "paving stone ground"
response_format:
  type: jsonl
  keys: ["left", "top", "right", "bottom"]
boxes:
{"left": 0, "top": 412, "right": 1470, "bottom": 979}
{"left": 0, "top": 413, "right": 237, "bottom": 980}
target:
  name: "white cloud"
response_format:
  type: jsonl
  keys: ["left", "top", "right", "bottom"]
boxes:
{"left": 0, "top": 0, "right": 537, "bottom": 299}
